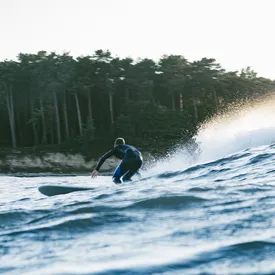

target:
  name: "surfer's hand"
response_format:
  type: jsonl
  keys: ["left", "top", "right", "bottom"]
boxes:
{"left": 91, "top": 170, "right": 99, "bottom": 178}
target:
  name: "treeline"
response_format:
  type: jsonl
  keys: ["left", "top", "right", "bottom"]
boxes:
{"left": 0, "top": 50, "right": 274, "bottom": 150}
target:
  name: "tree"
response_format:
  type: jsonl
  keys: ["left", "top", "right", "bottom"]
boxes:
{"left": 0, "top": 61, "right": 19, "bottom": 148}
{"left": 158, "top": 55, "right": 189, "bottom": 111}
{"left": 92, "top": 50, "right": 117, "bottom": 132}
{"left": 0, "top": 49, "right": 275, "bottom": 154}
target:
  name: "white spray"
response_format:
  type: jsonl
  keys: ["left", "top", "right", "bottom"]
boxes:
{"left": 147, "top": 95, "right": 275, "bottom": 174}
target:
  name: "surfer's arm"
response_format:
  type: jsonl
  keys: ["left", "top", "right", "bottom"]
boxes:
{"left": 94, "top": 149, "right": 115, "bottom": 171}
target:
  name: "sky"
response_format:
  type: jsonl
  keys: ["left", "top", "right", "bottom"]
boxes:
{"left": 1, "top": 0, "right": 275, "bottom": 79}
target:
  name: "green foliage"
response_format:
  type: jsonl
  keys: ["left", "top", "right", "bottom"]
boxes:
{"left": 115, "top": 114, "right": 136, "bottom": 137}
{"left": 80, "top": 118, "right": 96, "bottom": 144}
{"left": 116, "top": 100, "right": 195, "bottom": 140}
{"left": 0, "top": 49, "right": 274, "bottom": 154}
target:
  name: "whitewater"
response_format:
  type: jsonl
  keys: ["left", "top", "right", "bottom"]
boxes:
{"left": 2, "top": 97, "right": 275, "bottom": 275}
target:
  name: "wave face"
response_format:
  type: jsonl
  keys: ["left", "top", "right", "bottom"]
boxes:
{"left": 2, "top": 99, "right": 275, "bottom": 274}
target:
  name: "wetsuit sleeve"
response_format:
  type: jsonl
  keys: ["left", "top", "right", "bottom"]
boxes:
{"left": 94, "top": 149, "right": 115, "bottom": 171}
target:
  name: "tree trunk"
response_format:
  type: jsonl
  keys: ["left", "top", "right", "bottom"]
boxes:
{"left": 74, "top": 91, "right": 83, "bottom": 136}
{"left": 171, "top": 92, "right": 175, "bottom": 111}
{"left": 63, "top": 93, "right": 70, "bottom": 141}
{"left": 213, "top": 89, "right": 219, "bottom": 111}
{"left": 109, "top": 91, "right": 114, "bottom": 126}
{"left": 30, "top": 96, "right": 38, "bottom": 146}
{"left": 192, "top": 89, "right": 198, "bottom": 124}
{"left": 6, "top": 86, "right": 17, "bottom": 148}
{"left": 51, "top": 120, "right": 55, "bottom": 144}
{"left": 150, "top": 89, "right": 157, "bottom": 106}
{"left": 87, "top": 90, "right": 93, "bottom": 122}
{"left": 16, "top": 111, "right": 22, "bottom": 146}
{"left": 180, "top": 92, "right": 183, "bottom": 111}
{"left": 53, "top": 90, "right": 61, "bottom": 144}
{"left": 125, "top": 88, "right": 130, "bottom": 104}
{"left": 40, "top": 96, "right": 48, "bottom": 144}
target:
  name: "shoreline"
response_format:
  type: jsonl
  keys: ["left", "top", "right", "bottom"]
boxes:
{"left": 0, "top": 149, "right": 156, "bottom": 174}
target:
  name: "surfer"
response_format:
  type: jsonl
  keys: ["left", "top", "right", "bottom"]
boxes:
{"left": 91, "top": 137, "right": 143, "bottom": 184}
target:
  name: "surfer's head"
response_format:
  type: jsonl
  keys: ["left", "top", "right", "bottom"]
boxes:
{"left": 114, "top": 137, "right": 125, "bottom": 147}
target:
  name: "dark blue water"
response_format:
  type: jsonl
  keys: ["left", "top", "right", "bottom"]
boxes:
{"left": 2, "top": 102, "right": 275, "bottom": 275}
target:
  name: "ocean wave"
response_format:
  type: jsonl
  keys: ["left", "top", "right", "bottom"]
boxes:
{"left": 249, "top": 153, "right": 274, "bottom": 164}
{"left": 1, "top": 211, "right": 136, "bottom": 237}
{"left": 127, "top": 195, "right": 207, "bottom": 210}
{"left": 3, "top": 138, "right": 275, "bottom": 274}
{"left": 80, "top": 239, "right": 275, "bottom": 275}
{"left": 0, "top": 210, "right": 50, "bottom": 229}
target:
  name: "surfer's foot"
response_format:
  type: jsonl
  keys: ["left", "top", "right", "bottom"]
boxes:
{"left": 112, "top": 177, "right": 122, "bottom": 184}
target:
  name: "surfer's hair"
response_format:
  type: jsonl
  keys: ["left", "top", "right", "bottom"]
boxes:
{"left": 114, "top": 137, "right": 125, "bottom": 147}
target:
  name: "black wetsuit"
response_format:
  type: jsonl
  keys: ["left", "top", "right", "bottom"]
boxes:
{"left": 95, "top": 144, "right": 143, "bottom": 184}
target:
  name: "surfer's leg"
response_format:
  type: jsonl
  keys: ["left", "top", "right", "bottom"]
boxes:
{"left": 121, "top": 170, "right": 135, "bottom": 182}
{"left": 112, "top": 166, "right": 122, "bottom": 184}
{"left": 112, "top": 161, "right": 129, "bottom": 184}
{"left": 121, "top": 159, "right": 142, "bottom": 182}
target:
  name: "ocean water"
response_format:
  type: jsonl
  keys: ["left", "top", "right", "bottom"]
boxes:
{"left": 2, "top": 99, "right": 275, "bottom": 275}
